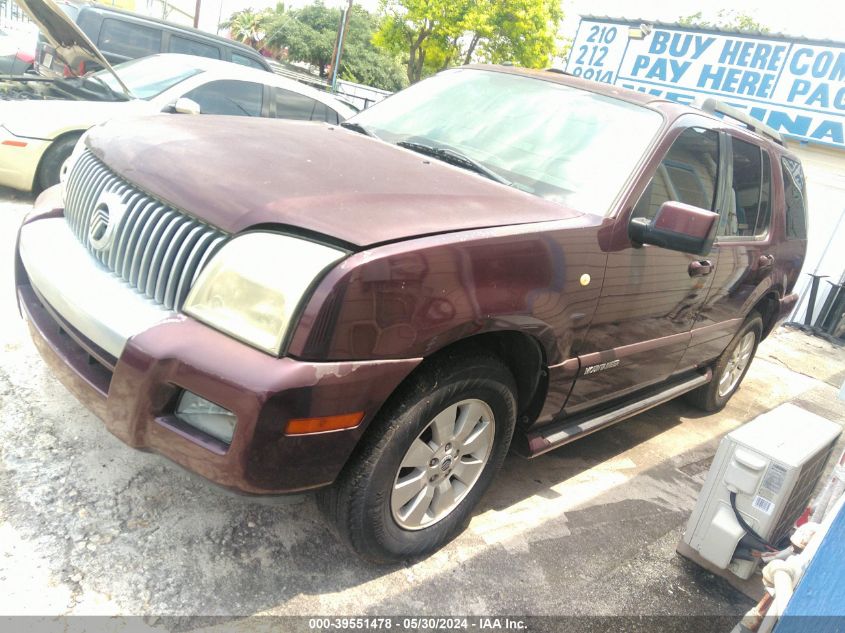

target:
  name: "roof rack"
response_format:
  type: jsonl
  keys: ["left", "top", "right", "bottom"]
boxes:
{"left": 695, "top": 98, "right": 783, "bottom": 145}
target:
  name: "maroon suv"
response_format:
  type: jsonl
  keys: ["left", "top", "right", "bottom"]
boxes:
{"left": 15, "top": 66, "right": 807, "bottom": 562}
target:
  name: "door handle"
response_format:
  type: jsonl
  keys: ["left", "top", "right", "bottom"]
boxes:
{"left": 758, "top": 254, "right": 775, "bottom": 268}
{"left": 688, "top": 260, "right": 713, "bottom": 277}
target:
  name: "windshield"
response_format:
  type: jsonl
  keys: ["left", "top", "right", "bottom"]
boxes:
{"left": 89, "top": 56, "right": 205, "bottom": 100}
{"left": 350, "top": 69, "right": 663, "bottom": 215}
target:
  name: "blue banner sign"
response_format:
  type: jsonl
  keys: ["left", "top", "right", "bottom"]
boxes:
{"left": 565, "top": 19, "right": 845, "bottom": 149}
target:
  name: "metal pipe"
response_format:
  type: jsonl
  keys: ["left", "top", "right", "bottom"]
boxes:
{"left": 330, "top": 0, "right": 353, "bottom": 92}
{"left": 735, "top": 593, "right": 773, "bottom": 633}
{"left": 330, "top": 8, "right": 346, "bottom": 92}
{"left": 803, "top": 273, "right": 828, "bottom": 326}
{"left": 757, "top": 494, "right": 845, "bottom": 633}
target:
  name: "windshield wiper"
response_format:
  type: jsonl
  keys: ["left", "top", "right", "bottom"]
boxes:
{"left": 340, "top": 121, "right": 377, "bottom": 138}
{"left": 397, "top": 141, "right": 511, "bottom": 186}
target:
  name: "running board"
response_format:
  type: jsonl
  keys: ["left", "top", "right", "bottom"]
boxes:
{"left": 517, "top": 369, "right": 713, "bottom": 458}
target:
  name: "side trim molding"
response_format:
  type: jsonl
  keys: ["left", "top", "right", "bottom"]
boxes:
{"left": 516, "top": 368, "right": 712, "bottom": 457}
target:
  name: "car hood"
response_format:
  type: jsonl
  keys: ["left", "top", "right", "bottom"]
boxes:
{"left": 16, "top": 0, "right": 134, "bottom": 98}
{"left": 2, "top": 98, "right": 147, "bottom": 138}
{"left": 85, "top": 116, "right": 582, "bottom": 247}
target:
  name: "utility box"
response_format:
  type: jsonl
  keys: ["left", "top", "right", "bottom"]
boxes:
{"left": 682, "top": 403, "right": 841, "bottom": 579}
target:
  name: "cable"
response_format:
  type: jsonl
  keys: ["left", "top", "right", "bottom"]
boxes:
{"left": 730, "top": 491, "right": 777, "bottom": 551}
{"left": 732, "top": 547, "right": 757, "bottom": 561}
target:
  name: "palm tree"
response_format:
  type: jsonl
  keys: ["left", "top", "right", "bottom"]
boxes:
{"left": 221, "top": 9, "right": 270, "bottom": 49}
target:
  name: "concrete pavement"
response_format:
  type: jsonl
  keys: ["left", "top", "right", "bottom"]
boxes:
{"left": 1, "top": 187, "right": 843, "bottom": 626}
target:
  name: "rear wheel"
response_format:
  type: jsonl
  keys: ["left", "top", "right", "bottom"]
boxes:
{"left": 687, "top": 312, "right": 763, "bottom": 412}
{"left": 36, "top": 133, "right": 80, "bottom": 192}
{"left": 319, "top": 353, "right": 517, "bottom": 563}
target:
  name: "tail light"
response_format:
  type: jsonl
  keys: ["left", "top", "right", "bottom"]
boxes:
{"left": 15, "top": 51, "right": 35, "bottom": 64}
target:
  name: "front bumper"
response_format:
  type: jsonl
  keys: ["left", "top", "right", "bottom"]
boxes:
{"left": 16, "top": 201, "right": 421, "bottom": 494}
{"left": 0, "top": 126, "right": 49, "bottom": 191}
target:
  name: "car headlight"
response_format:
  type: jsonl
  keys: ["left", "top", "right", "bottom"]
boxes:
{"left": 183, "top": 232, "right": 345, "bottom": 355}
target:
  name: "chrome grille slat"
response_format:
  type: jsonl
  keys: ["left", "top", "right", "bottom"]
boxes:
{"left": 164, "top": 225, "right": 205, "bottom": 309}
{"left": 63, "top": 150, "right": 226, "bottom": 311}
{"left": 132, "top": 207, "right": 167, "bottom": 284}
{"left": 175, "top": 231, "right": 219, "bottom": 307}
{"left": 77, "top": 169, "right": 112, "bottom": 239}
{"left": 133, "top": 208, "right": 173, "bottom": 289}
{"left": 145, "top": 215, "right": 186, "bottom": 299}
{"left": 108, "top": 192, "right": 145, "bottom": 270}
{"left": 119, "top": 200, "right": 160, "bottom": 280}
{"left": 67, "top": 153, "right": 97, "bottom": 229}
{"left": 193, "top": 236, "right": 225, "bottom": 285}
{"left": 154, "top": 220, "right": 194, "bottom": 306}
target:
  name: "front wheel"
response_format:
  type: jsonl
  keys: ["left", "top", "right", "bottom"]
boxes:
{"left": 36, "top": 133, "right": 81, "bottom": 192}
{"left": 319, "top": 353, "right": 517, "bottom": 563}
{"left": 687, "top": 312, "right": 763, "bottom": 412}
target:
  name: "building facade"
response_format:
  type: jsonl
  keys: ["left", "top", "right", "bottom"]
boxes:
{"left": 566, "top": 17, "right": 845, "bottom": 331}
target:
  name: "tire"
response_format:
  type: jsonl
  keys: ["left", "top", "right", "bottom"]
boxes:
{"left": 318, "top": 352, "right": 517, "bottom": 563}
{"left": 686, "top": 312, "right": 763, "bottom": 412}
{"left": 36, "top": 133, "right": 81, "bottom": 192}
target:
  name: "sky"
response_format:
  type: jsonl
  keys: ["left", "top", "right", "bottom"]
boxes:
{"left": 558, "top": 0, "right": 845, "bottom": 41}
{"left": 212, "top": 0, "right": 845, "bottom": 42}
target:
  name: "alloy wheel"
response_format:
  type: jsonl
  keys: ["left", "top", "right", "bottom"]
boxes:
{"left": 390, "top": 399, "right": 495, "bottom": 530}
{"left": 718, "top": 331, "right": 756, "bottom": 398}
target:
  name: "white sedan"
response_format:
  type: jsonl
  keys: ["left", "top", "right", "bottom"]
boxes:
{"left": 0, "top": 53, "right": 356, "bottom": 191}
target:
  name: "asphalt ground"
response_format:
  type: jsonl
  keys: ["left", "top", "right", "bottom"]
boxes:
{"left": 2, "top": 186, "right": 844, "bottom": 632}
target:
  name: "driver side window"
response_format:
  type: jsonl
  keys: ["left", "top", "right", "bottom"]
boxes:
{"left": 633, "top": 127, "right": 720, "bottom": 220}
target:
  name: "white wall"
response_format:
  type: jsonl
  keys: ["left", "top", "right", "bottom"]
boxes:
{"left": 787, "top": 143, "right": 845, "bottom": 325}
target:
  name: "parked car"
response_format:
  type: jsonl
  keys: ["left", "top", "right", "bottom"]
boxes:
{"left": 33, "top": 0, "right": 270, "bottom": 76}
{"left": 0, "top": 27, "right": 37, "bottom": 75}
{"left": 0, "top": 53, "right": 355, "bottom": 191}
{"left": 15, "top": 2, "right": 808, "bottom": 563}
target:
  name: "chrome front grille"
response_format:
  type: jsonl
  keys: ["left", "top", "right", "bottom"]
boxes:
{"left": 64, "top": 150, "right": 226, "bottom": 310}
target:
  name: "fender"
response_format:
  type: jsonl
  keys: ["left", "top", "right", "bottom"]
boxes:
{"left": 289, "top": 217, "right": 607, "bottom": 365}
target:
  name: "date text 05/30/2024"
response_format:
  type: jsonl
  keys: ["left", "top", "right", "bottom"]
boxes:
{"left": 308, "top": 618, "right": 528, "bottom": 630}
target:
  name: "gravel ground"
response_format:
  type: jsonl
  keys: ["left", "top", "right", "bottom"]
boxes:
{"left": 2, "top": 187, "right": 843, "bottom": 630}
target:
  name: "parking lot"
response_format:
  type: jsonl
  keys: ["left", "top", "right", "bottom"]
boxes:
{"left": 1, "top": 187, "right": 844, "bottom": 625}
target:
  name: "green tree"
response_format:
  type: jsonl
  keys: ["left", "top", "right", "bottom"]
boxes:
{"left": 342, "top": 7, "right": 408, "bottom": 91}
{"left": 475, "top": 0, "right": 564, "bottom": 67}
{"left": 222, "top": 8, "right": 272, "bottom": 48}
{"left": 375, "top": 0, "right": 563, "bottom": 84}
{"left": 678, "top": 10, "right": 769, "bottom": 33}
{"left": 260, "top": 1, "right": 406, "bottom": 91}
{"left": 262, "top": 5, "right": 335, "bottom": 76}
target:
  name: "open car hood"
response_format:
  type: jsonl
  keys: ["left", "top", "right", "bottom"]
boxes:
{"left": 16, "top": 0, "right": 134, "bottom": 98}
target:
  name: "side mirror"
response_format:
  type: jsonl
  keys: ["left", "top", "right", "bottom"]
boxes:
{"left": 173, "top": 97, "right": 201, "bottom": 115}
{"left": 629, "top": 201, "right": 718, "bottom": 255}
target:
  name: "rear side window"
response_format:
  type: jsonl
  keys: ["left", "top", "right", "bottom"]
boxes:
{"left": 169, "top": 35, "right": 220, "bottom": 59}
{"left": 719, "top": 137, "right": 772, "bottom": 238}
{"left": 184, "top": 80, "right": 263, "bottom": 117}
{"left": 232, "top": 53, "right": 266, "bottom": 70}
{"left": 310, "top": 100, "right": 341, "bottom": 124}
{"left": 273, "top": 88, "right": 320, "bottom": 121}
{"left": 782, "top": 157, "right": 808, "bottom": 240}
{"left": 633, "top": 127, "right": 719, "bottom": 220}
{"left": 98, "top": 19, "right": 161, "bottom": 59}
